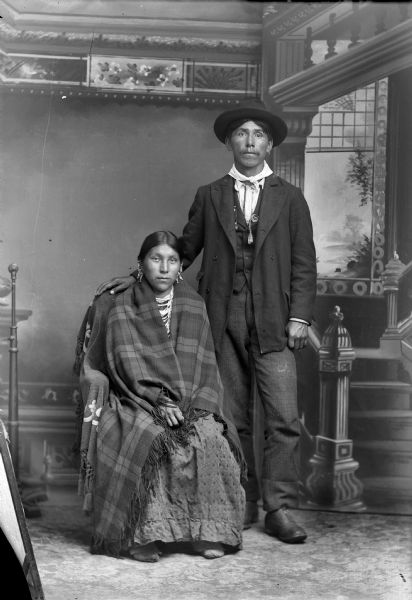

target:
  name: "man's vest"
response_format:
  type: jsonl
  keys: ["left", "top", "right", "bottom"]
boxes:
{"left": 232, "top": 187, "right": 262, "bottom": 293}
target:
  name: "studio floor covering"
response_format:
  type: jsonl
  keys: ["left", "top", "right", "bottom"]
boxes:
{"left": 24, "top": 489, "right": 411, "bottom": 600}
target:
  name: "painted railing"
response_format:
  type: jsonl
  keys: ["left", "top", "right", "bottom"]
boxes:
{"left": 303, "top": 2, "right": 410, "bottom": 69}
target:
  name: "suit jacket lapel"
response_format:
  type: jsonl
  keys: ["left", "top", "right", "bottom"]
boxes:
{"left": 255, "top": 175, "right": 287, "bottom": 257}
{"left": 211, "top": 176, "right": 236, "bottom": 252}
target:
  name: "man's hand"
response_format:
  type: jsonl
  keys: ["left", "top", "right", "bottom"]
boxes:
{"left": 159, "top": 405, "right": 184, "bottom": 427}
{"left": 286, "top": 320, "right": 308, "bottom": 350}
{"left": 95, "top": 275, "right": 136, "bottom": 297}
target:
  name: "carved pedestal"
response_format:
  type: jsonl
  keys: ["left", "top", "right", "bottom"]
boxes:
{"left": 305, "top": 306, "right": 365, "bottom": 511}
{"left": 306, "top": 437, "right": 365, "bottom": 511}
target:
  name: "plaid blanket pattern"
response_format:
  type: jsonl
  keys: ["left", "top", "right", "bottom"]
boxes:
{"left": 75, "top": 279, "right": 243, "bottom": 555}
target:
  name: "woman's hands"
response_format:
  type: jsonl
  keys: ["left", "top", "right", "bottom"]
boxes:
{"left": 159, "top": 404, "right": 184, "bottom": 427}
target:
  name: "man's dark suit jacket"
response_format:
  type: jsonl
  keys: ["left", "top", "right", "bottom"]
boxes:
{"left": 180, "top": 173, "right": 317, "bottom": 355}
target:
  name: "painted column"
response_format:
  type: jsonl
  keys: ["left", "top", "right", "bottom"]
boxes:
{"left": 271, "top": 109, "right": 316, "bottom": 190}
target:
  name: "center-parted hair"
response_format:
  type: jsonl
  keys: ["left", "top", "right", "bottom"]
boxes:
{"left": 138, "top": 231, "right": 183, "bottom": 262}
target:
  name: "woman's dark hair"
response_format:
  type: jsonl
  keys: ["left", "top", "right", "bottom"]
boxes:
{"left": 225, "top": 118, "right": 273, "bottom": 142}
{"left": 138, "top": 231, "right": 183, "bottom": 261}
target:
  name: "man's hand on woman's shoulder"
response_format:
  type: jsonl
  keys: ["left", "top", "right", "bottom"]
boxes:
{"left": 95, "top": 275, "right": 136, "bottom": 297}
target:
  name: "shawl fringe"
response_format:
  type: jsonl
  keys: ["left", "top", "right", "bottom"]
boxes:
{"left": 88, "top": 406, "right": 211, "bottom": 557}
{"left": 212, "top": 414, "right": 247, "bottom": 484}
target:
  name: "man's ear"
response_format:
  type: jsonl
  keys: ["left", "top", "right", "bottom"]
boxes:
{"left": 225, "top": 138, "right": 232, "bottom": 152}
{"left": 266, "top": 140, "right": 273, "bottom": 154}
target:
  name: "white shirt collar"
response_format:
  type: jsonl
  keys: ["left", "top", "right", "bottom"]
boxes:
{"left": 228, "top": 161, "right": 273, "bottom": 185}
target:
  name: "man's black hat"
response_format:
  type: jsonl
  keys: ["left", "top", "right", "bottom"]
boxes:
{"left": 213, "top": 105, "right": 288, "bottom": 146}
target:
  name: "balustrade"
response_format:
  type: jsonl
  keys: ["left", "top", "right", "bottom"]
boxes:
{"left": 303, "top": 2, "right": 410, "bottom": 70}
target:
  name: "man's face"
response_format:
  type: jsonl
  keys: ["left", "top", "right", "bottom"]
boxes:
{"left": 226, "top": 120, "right": 273, "bottom": 176}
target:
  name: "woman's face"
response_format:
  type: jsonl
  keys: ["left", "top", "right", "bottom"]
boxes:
{"left": 142, "top": 243, "right": 181, "bottom": 297}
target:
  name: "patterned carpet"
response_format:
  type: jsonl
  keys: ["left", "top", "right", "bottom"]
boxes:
{"left": 25, "top": 497, "right": 412, "bottom": 600}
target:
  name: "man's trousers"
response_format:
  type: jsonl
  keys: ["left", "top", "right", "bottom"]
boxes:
{"left": 217, "top": 284, "right": 301, "bottom": 513}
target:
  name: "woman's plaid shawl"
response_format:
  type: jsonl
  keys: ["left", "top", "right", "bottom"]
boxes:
{"left": 75, "top": 279, "right": 244, "bottom": 555}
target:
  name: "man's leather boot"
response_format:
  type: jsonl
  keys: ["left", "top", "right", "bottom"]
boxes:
{"left": 264, "top": 507, "right": 307, "bottom": 543}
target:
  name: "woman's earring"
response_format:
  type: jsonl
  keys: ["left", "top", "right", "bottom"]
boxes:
{"left": 136, "top": 260, "right": 144, "bottom": 283}
{"left": 176, "top": 270, "right": 183, "bottom": 283}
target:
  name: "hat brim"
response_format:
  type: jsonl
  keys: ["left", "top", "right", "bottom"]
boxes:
{"left": 214, "top": 107, "right": 287, "bottom": 146}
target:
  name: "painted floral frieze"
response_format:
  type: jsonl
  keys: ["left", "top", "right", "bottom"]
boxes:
{"left": 89, "top": 57, "right": 258, "bottom": 95}
{"left": 90, "top": 57, "right": 184, "bottom": 92}
{"left": 0, "top": 46, "right": 259, "bottom": 97}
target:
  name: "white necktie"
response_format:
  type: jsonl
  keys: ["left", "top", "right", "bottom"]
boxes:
{"left": 236, "top": 179, "right": 262, "bottom": 224}
{"left": 228, "top": 162, "right": 273, "bottom": 244}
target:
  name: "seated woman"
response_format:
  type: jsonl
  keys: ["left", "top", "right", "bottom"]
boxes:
{"left": 74, "top": 231, "right": 246, "bottom": 562}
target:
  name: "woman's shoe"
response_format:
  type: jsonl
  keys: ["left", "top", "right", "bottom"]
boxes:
{"left": 129, "top": 542, "right": 160, "bottom": 562}
{"left": 193, "top": 541, "right": 225, "bottom": 559}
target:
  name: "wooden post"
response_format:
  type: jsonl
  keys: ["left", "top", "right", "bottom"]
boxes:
{"left": 6, "top": 264, "right": 48, "bottom": 518}
{"left": 7, "top": 263, "right": 19, "bottom": 478}
{"left": 324, "top": 13, "right": 338, "bottom": 60}
{"left": 305, "top": 306, "right": 365, "bottom": 511}
{"left": 381, "top": 251, "right": 405, "bottom": 335}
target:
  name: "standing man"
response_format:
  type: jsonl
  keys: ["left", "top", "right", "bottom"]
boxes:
{"left": 96, "top": 103, "right": 317, "bottom": 544}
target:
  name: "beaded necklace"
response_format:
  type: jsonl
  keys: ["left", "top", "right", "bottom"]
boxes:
{"left": 155, "top": 286, "right": 174, "bottom": 335}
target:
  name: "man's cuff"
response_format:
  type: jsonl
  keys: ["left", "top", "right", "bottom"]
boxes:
{"left": 289, "top": 318, "right": 310, "bottom": 325}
